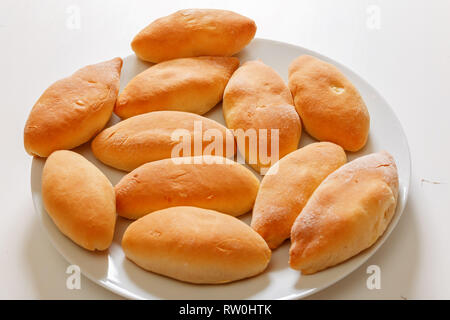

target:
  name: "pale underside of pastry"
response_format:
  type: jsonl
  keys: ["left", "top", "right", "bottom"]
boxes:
{"left": 122, "top": 206, "right": 271, "bottom": 284}
{"left": 115, "top": 56, "right": 240, "bottom": 119}
{"left": 223, "top": 60, "right": 302, "bottom": 173}
{"left": 289, "top": 151, "right": 399, "bottom": 274}
{"left": 131, "top": 9, "right": 256, "bottom": 63}
{"left": 91, "top": 111, "right": 236, "bottom": 172}
{"left": 24, "top": 58, "right": 122, "bottom": 157}
{"left": 288, "top": 55, "right": 370, "bottom": 152}
{"left": 251, "top": 142, "right": 347, "bottom": 249}
{"left": 42, "top": 150, "right": 116, "bottom": 251}
{"left": 115, "top": 155, "right": 260, "bottom": 219}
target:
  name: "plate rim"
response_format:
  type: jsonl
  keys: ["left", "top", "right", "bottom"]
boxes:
{"left": 30, "top": 37, "right": 411, "bottom": 300}
{"left": 257, "top": 37, "right": 412, "bottom": 300}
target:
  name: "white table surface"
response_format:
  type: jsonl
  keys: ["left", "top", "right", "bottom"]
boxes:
{"left": 1, "top": 0, "right": 449, "bottom": 300}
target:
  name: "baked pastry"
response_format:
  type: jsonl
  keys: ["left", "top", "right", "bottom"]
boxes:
{"left": 131, "top": 9, "right": 256, "bottom": 63}
{"left": 122, "top": 206, "right": 271, "bottom": 284}
{"left": 251, "top": 142, "right": 346, "bottom": 249}
{"left": 92, "top": 111, "right": 235, "bottom": 171}
{"left": 24, "top": 58, "right": 122, "bottom": 157}
{"left": 223, "top": 60, "right": 302, "bottom": 173}
{"left": 115, "top": 155, "right": 259, "bottom": 219}
{"left": 42, "top": 150, "right": 116, "bottom": 251}
{"left": 289, "top": 151, "right": 398, "bottom": 274}
{"left": 288, "top": 55, "right": 369, "bottom": 151}
{"left": 115, "top": 56, "right": 239, "bottom": 118}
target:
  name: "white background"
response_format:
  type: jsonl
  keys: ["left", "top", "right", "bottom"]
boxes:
{"left": 1, "top": 0, "right": 449, "bottom": 299}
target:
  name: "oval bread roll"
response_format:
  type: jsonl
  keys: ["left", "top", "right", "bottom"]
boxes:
{"left": 251, "top": 142, "right": 347, "bottom": 249}
{"left": 288, "top": 55, "right": 370, "bottom": 152}
{"left": 115, "top": 56, "right": 239, "bottom": 118}
{"left": 131, "top": 9, "right": 256, "bottom": 63}
{"left": 289, "top": 151, "right": 399, "bottom": 274}
{"left": 42, "top": 150, "right": 116, "bottom": 251}
{"left": 115, "top": 156, "right": 260, "bottom": 219}
{"left": 92, "top": 111, "right": 235, "bottom": 171}
{"left": 223, "top": 60, "right": 302, "bottom": 173}
{"left": 122, "top": 206, "right": 271, "bottom": 284}
{"left": 24, "top": 58, "right": 122, "bottom": 157}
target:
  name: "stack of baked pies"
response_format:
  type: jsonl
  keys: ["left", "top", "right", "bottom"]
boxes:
{"left": 24, "top": 9, "right": 398, "bottom": 284}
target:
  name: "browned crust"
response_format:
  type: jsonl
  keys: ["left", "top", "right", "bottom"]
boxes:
{"left": 24, "top": 58, "right": 122, "bottom": 157}
{"left": 288, "top": 55, "right": 369, "bottom": 152}
{"left": 122, "top": 206, "right": 271, "bottom": 284}
{"left": 251, "top": 142, "right": 347, "bottom": 249}
{"left": 115, "top": 156, "right": 260, "bottom": 219}
{"left": 289, "top": 151, "right": 399, "bottom": 274}
{"left": 115, "top": 56, "right": 239, "bottom": 118}
{"left": 131, "top": 9, "right": 256, "bottom": 62}
{"left": 91, "top": 111, "right": 236, "bottom": 171}
{"left": 223, "top": 60, "right": 302, "bottom": 172}
{"left": 42, "top": 150, "right": 116, "bottom": 251}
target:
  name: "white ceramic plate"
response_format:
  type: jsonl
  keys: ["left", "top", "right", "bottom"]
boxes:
{"left": 30, "top": 38, "right": 411, "bottom": 300}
